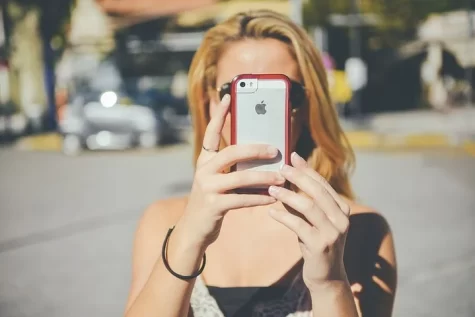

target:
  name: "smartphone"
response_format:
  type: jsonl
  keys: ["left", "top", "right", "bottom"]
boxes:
{"left": 230, "top": 74, "right": 291, "bottom": 194}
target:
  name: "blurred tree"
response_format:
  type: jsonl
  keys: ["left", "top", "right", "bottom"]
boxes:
{"left": 7, "top": 0, "right": 74, "bottom": 130}
{"left": 364, "top": 0, "right": 472, "bottom": 31}
{"left": 303, "top": 0, "right": 349, "bottom": 27}
{"left": 8, "top": 0, "right": 74, "bottom": 44}
{"left": 304, "top": 0, "right": 474, "bottom": 34}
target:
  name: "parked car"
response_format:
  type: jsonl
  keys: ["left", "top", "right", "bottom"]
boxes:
{"left": 58, "top": 87, "right": 160, "bottom": 155}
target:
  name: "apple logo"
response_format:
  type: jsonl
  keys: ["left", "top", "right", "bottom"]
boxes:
{"left": 255, "top": 100, "right": 267, "bottom": 115}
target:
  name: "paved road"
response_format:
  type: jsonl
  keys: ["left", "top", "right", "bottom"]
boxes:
{"left": 0, "top": 146, "right": 474, "bottom": 317}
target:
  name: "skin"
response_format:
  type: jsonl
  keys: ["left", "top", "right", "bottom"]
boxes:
{"left": 124, "top": 39, "right": 397, "bottom": 317}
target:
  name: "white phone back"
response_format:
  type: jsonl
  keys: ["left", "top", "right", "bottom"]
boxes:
{"left": 234, "top": 77, "right": 289, "bottom": 173}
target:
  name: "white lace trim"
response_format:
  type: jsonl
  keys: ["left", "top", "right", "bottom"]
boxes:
{"left": 190, "top": 271, "right": 312, "bottom": 317}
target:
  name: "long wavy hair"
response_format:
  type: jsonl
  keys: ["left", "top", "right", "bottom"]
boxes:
{"left": 187, "top": 9, "right": 355, "bottom": 199}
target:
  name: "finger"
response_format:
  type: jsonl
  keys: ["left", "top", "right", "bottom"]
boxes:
{"left": 208, "top": 171, "right": 285, "bottom": 193}
{"left": 199, "top": 94, "right": 231, "bottom": 158}
{"left": 202, "top": 144, "right": 279, "bottom": 174}
{"left": 291, "top": 152, "right": 351, "bottom": 216}
{"left": 217, "top": 194, "right": 277, "bottom": 211}
{"left": 281, "top": 163, "right": 349, "bottom": 232}
{"left": 268, "top": 208, "right": 317, "bottom": 247}
{"left": 268, "top": 186, "right": 331, "bottom": 229}
{"left": 290, "top": 151, "right": 308, "bottom": 169}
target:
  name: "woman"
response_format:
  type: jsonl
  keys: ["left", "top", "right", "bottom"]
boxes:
{"left": 124, "top": 10, "right": 397, "bottom": 317}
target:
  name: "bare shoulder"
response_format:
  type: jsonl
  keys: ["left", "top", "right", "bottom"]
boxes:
{"left": 343, "top": 199, "right": 397, "bottom": 290}
{"left": 344, "top": 203, "right": 397, "bottom": 315}
{"left": 346, "top": 199, "right": 379, "bottom": 216}
{"left": 346, "top": 200, "right": 393, "bottom": 237}
{"left": 133, "top": 195, "right": 189, "bottom": 260}
{"left": 125, "top": 196, "right": 188, "bottom": 310}
{"left": 138, "top": 196, "right": 189, "bottom": 232}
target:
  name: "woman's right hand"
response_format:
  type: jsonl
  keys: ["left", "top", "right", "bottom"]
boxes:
{"left": 179, "top": 94, "right": 284, "bottom": 248}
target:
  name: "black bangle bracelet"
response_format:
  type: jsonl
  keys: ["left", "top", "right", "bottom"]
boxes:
{"left": 162, "top": 226, "right": 206, "bottom": 280}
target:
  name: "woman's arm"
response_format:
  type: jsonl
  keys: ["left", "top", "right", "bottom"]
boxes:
{"left": 268, "top": 152, "right": 397, "bottom": 317}
{"left": 123, "top": 94, "right": 283, "bottom": 317}
{"left": 309, "top": 216, "right": 397, "bottom": 317}
{"left": 310, "top": 279, "right": 359, "bottom": 317}
{"left": 124, "top": 200, "right": 203, "bottom": 317}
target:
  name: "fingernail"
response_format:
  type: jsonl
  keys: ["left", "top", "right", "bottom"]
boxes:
{"left": 267, "top": 146, "right": 279, "bottom": 156}
{"left": 269, "top": 185, "right": 279, "bottom": 195}
{"left": 292, "top": 152, "right": 307, "bottom": 166}
{"left": 280, "top": 164, "right": 291, "bottom": 173}
{"left": 267, "top": 196, "right": 277, "bottom": 203}
{"left": 222, "top": 94, "right": 230, "bottom": 103}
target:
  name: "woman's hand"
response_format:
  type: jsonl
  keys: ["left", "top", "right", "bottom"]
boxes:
{"left": 179, "top": 95, "right": 285, "bottom": 249}
{"left": 268, "top": 152, "right": 352, "bottom": 292}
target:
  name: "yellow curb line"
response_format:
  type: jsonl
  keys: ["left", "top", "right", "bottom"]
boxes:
{"left": 402, "top": 134, "right": 452, "bottom": 147}
{"left": 13, "top": 133, "right": 191, "bottom": 154}
{"left": 15, "top": 133, "right": 62, "bottom": 152}
{"left": 462, "top": 141, "right": 475, "bottom": 156}
{"left": 14, "top": 132, "right": 475, "bottom": 157}
{"left": 344, "top": 131, "right": 380, "bottom": 148}
{"left": 345, "top": 131, "right": 475, "bottom": 156}
{"left": 345, "top": 131, "right": 453, "bottom": 148}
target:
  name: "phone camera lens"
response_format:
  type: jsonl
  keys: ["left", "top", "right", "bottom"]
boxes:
{"left": 240, "top": 82, "right": 246, "bottom": 88}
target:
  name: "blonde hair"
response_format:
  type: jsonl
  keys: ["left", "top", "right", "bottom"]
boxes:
{"left": 187, "top": 9, "right": 355, "bottom": 199}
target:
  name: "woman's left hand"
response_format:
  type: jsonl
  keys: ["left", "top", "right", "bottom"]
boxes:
{"left": 268, "top": 152, "right": 351, "bottom": 293}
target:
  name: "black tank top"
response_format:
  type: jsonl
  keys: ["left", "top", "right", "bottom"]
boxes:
{"left": 207, "top": 285, "right": 287, "bottom": 317}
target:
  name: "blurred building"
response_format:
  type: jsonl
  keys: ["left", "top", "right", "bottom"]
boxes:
{"left": 418, "top": 10, "right": 475, "bottom": 68}
{"left": 416, "top": 10, "right": 475, "bottom": 111}
{"left": 56, "top": 0, "right": 115, "bottom": 90}
{"left": 112, "top": 0, "right": 294, "bottom": 108}
{"left": 97, "top": 0, "right": 216, "bottom": 27}
{"left": 175, "top": 1, "right": 291, "bottom": 27}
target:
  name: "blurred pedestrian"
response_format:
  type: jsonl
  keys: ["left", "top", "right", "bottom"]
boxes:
{"left": 124, "top": 10, "right": 397, "bottom": 317}
{"left": 322, "top": 51, "right": 335, "bottom": 71}
{"left": 345, "top": 57, "right": 367, "bottom": 116}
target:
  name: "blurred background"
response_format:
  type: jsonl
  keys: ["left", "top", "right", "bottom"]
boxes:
{"left": 0, "top": 0, "right": 474, "bottom": 316}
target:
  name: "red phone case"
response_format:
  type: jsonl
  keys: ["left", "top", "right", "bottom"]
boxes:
{"left": 230, "top": 74, "right": 292, "bottom": 195}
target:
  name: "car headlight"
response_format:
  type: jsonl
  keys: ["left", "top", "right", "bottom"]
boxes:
{"left": 100, "top": 91, "right": 118, "bottom": 108}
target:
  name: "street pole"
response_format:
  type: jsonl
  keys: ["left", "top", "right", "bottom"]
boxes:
{"left": 39, "top": 4, "right": 58, "bottom": 131}
{"left": 349, "top": 0, "right": 361, "bottom": 58}
{"left": 349, "top": 0, "right": 362, "bottom": 117}
{"left": 290, "top": 0, "right": 303, "bottom": 26}
{"left": 467, "top": 0, "right": 474, "bottom": 107}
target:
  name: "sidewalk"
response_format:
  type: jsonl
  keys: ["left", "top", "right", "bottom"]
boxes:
{"left": 342, "top": 107, "right": 475, "bottom": 155}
